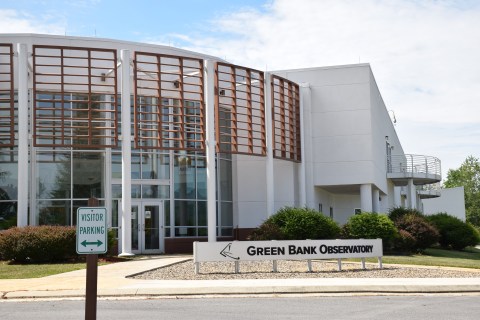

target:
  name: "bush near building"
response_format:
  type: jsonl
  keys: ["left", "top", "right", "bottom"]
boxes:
{"left": 0, "top": 226, "right": 77, "bottom": 263}
{"left": 249, "top": 207, "right": 341, "bottom": 240}
{"left": 343, "top": 212, "right": 397, "bottom": 249}
{"left": 388, "top": 207, "right": 423, "bottom": 222}
{"left": 393, "top": 214, "right": 439, "bottom": 252}
{"left": 427, "top": 213, "right": 480, "bottom": 250}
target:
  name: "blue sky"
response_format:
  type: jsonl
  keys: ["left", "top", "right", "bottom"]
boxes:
{"left": 1, "top": 0, "right": 480, "bottom": 178}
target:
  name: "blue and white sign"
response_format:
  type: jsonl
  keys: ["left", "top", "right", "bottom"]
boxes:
{"left": 76, "top": 207, "right": 108, "bottom": 254}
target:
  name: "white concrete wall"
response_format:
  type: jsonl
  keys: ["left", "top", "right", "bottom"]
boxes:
{"left": 273, "top": 64, "right": 405, "bottom": 223}
{"left": 234, "top": 154, "right": 269, "bottom": 228}
{"left": 273, "top": 159, "right": 299, "bottom": 211}
{"left": 422, "top": 187, "right": 466, "bottom": 221}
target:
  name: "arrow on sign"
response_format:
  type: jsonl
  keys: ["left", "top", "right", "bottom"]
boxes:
{"left": 81, "top": 240, "right": 103, "bottom": 248}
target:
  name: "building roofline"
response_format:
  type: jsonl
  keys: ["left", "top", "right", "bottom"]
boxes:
{"left": 0, "top": 33, "right": 224, "bottom": 61}
{"left": 271, "top": 63, "right": 372, "bottom": 75}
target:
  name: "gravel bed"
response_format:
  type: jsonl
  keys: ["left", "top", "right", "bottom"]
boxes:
{"left": 133, "top": 260, "right": 480, "bottom": 280}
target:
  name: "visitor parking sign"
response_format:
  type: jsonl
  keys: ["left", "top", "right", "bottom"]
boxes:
{"left": 76, "top": 207, "right": 108, "bottom": 254}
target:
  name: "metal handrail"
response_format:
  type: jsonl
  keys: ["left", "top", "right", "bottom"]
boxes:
{"left": 387, "top": 154, "right": 441, "bottom": 176}
{"left": 417, "top": 182, "right": 441, "bottom": 192}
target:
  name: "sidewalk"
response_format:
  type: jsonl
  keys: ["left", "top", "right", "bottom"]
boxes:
{"left": 1, "top": 255, "right": 480, "bottom": 299}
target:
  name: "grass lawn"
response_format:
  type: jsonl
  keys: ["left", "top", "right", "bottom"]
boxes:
{"left": 0, "top": 257, "right": 128, "bottom": 279}
{"left": 356, "top": 247, "right": 480, "bottom": 270}
{"left": 0, "top": 261, "right": 88, "bottom": 279}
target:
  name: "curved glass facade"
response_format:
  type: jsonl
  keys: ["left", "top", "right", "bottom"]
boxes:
{"left": 0, "top": 35, "right": 302, "bottom": 253}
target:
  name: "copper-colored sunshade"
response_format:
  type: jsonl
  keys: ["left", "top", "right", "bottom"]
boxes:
{"left": 271, "top": 75, "right": 301, "bottom": 162}
{"left": 134, "top": 52, "right": 205, "bottom": 151}
{"left": 0, "top": 44, "right": 14, "bottom": 148}
{"left": 215, "top": 62, "right": 266, "bottom": 156}
{"left": 32, "top": 45, "right": 118, "bottom": 148}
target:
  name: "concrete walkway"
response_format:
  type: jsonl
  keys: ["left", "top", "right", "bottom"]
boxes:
{"left": 1, "top": 255, "right": 480, "bottom": 299}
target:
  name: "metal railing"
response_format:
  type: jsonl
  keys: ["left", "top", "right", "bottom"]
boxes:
{"left": 387, "top": 154, "right": 441, "bottom": 177}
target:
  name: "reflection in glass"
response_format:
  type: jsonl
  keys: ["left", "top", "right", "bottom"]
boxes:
{"left": 141, "top": 153, "right": 170, "bottom": 180}
{"left": 36, "top": 152, "right": 71, "bottom": 199}
{"left": 38, "top": 200, "right": 71, "bottom": 225}
{"left": 174, "top": 153, "right": 196, "bottom": 199}
{"left": 111, "top": 153, "right": 122, "bottom": 179}
{"left": 0, "top": 151, "right": 18, "bottom": 201}
{"left": 72, "top": 152, "right": 104, "bottom": 198}
{"left": 142, "top": 185, "right": 169, "bottom": 199}
{"left": 144, "top": 205, "right": 159, "bottom": 250}
{"left": 175, "top": 200, "right": 196, "bottom": 236}
{"left": 131, "top": 205, "right": 139, "bottom": 251}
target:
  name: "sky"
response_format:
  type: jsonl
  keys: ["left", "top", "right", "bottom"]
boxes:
{"left": 1, "top": 0, "right": 479, "bottom": 180}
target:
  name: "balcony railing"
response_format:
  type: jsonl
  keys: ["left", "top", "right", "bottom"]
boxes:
{"left": 387, "top": 154, "right": 441, "bottom": 185}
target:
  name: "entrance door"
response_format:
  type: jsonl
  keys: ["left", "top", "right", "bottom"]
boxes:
{"left": 131, "top": 201, "right": 164, "bottom": 254}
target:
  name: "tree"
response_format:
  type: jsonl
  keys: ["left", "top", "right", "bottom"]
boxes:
{"left": 444, "top": 156, "right": 480, "bottom": 227}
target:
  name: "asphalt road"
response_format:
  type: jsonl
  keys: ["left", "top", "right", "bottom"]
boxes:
{"left": 1, "top": 295, "right": 480, "bottom": 320}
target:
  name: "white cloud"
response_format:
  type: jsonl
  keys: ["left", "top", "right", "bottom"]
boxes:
{"left": 0, "top": 9, "right": 65, "bottom": 35}
{"left": 174, "top": 0, "right": 480, "bottom": 174}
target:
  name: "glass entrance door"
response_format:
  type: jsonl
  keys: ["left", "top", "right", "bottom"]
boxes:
{"left": 131, "top": 201, "right": 164, "bottom": 254}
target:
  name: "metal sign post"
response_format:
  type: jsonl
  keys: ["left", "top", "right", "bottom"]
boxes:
{"left": 76, "top": 198, "right": 107, "bottom": 320}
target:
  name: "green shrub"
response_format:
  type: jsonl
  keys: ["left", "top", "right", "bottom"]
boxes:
{"left": 388, "top": 207, "right": 423, "bottom": 222}
{"left": 0, "top": 226, "right": 77, "bottom": 263}
{"left": 263, "top": 207, "right": 340, "bottom": 240}
{"left": 394, "top": 214, "right": 439, "bottom": 251}
{"left": 247, "top": 221, "right": 285, "bottom": 240}
{"left": 344, "top": 212, "right": 397, "bottom": 249}
{"left": 393, "top": 229, "right": 417, "bottom": 253}
{"left": 427, "top": 213, "right": 480, "bottom": 250}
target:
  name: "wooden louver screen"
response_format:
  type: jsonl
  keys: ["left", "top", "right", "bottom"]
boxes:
{"left": 271, "top": 75, "right": 301, "bottom": 162}
{"left": 0, "top": 44, "right": 14, "bottom": 148}
{"left": 32, "top": 45, "right": 118, "bottom": 148}
{"left": 215, "top": 63, "right": 266, "bottom": 156}
{"left": 134, "top": 52, "right": 205, "bottom": 151}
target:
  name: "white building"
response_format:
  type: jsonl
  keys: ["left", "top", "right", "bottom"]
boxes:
{"left": 0, "top": 34, "right": 447, "bottom": 254}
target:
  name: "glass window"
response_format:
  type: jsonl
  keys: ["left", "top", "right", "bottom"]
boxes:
{"left": 196, "top": 156, "right": 207, "bottom": 200}
{"left": 221, "top": 202, "right": 233, "bottom": 227}
{"left": 198, "top": 201, "right": 207, "bottom": 226}
{"left": 174, "top": 200, "right": 196, "bottom": 227}
{"left": 112, "top": 184, "right": 122, "bottom": 198}
{"left": 0, "top": 201, "right": 16, "bottom": 230}
{"left": 219, "top": 158, "right": 232, "bottom": 201}
{"left": 142, "top": 185, "right": 169, "bottom": 199}
{"left": 131, "top": 153, "right": 141, "bottom": 179}
{"left": 131, "top": 185, "right": 141, "bottom": 198}
{"left": 141, "top": 153, "right": 170, "bottom": 180}
{"left": 0, "top": 151, "right": 18, "bottom": 201}
{"left": 111, "top": 152, "right": 122, "bottom": 179}
{"left": 38, "top": 200, "right": 71, "bottom": 226}
{"left": 72, "top": 152, "right": 104, "bottom": 198}
{"left": 174, "top": 154, "right": 196, "bottom": 199}
{"left": 36, "top": 152, "right": 71, "bottom": 199}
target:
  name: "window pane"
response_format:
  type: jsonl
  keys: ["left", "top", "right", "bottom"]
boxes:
{"left": 111, "top": 152, "right": 122, "bottom": 179}
{"left": 0, "top": 151, "right": 18, "bottom": 200}
{"left": 38, "top": 200, "right": 71, "bottom": 225}
{"left": 221, "top": 202, "right": 233, "bottom": 227}
{"left": 142, "top": 185, "right": 169, "bottom": 199}
{"left": 196, "top": 156, "right": 207, "bottom": 200}
{"left": 174, "top": 154, "right": 196, "bottom": 199}
{"left": 198, "top": 201, "right": 207, "bottom": 226}
{"left": 0, "top": 201, "right": 17, "bottom": 230}
{"left": 131, "top": 153, "right": 141, "bottom": 179}
{"left": 36, "top": 152, "right": 71, "bottom": 199}
{"left": 219, "top": 159, "right": 232, "bottom": 201}
{"left": 72, "top": 152, "right": 104, "bottom": 198}
{"left": 141, "top": 153, "right": 170, "bottom": 180}
{"left": 174, "top": 200, "right": 196, "bottom": 226}
{"left": 131, "top": 184, "right": 141, "bottom": 198}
